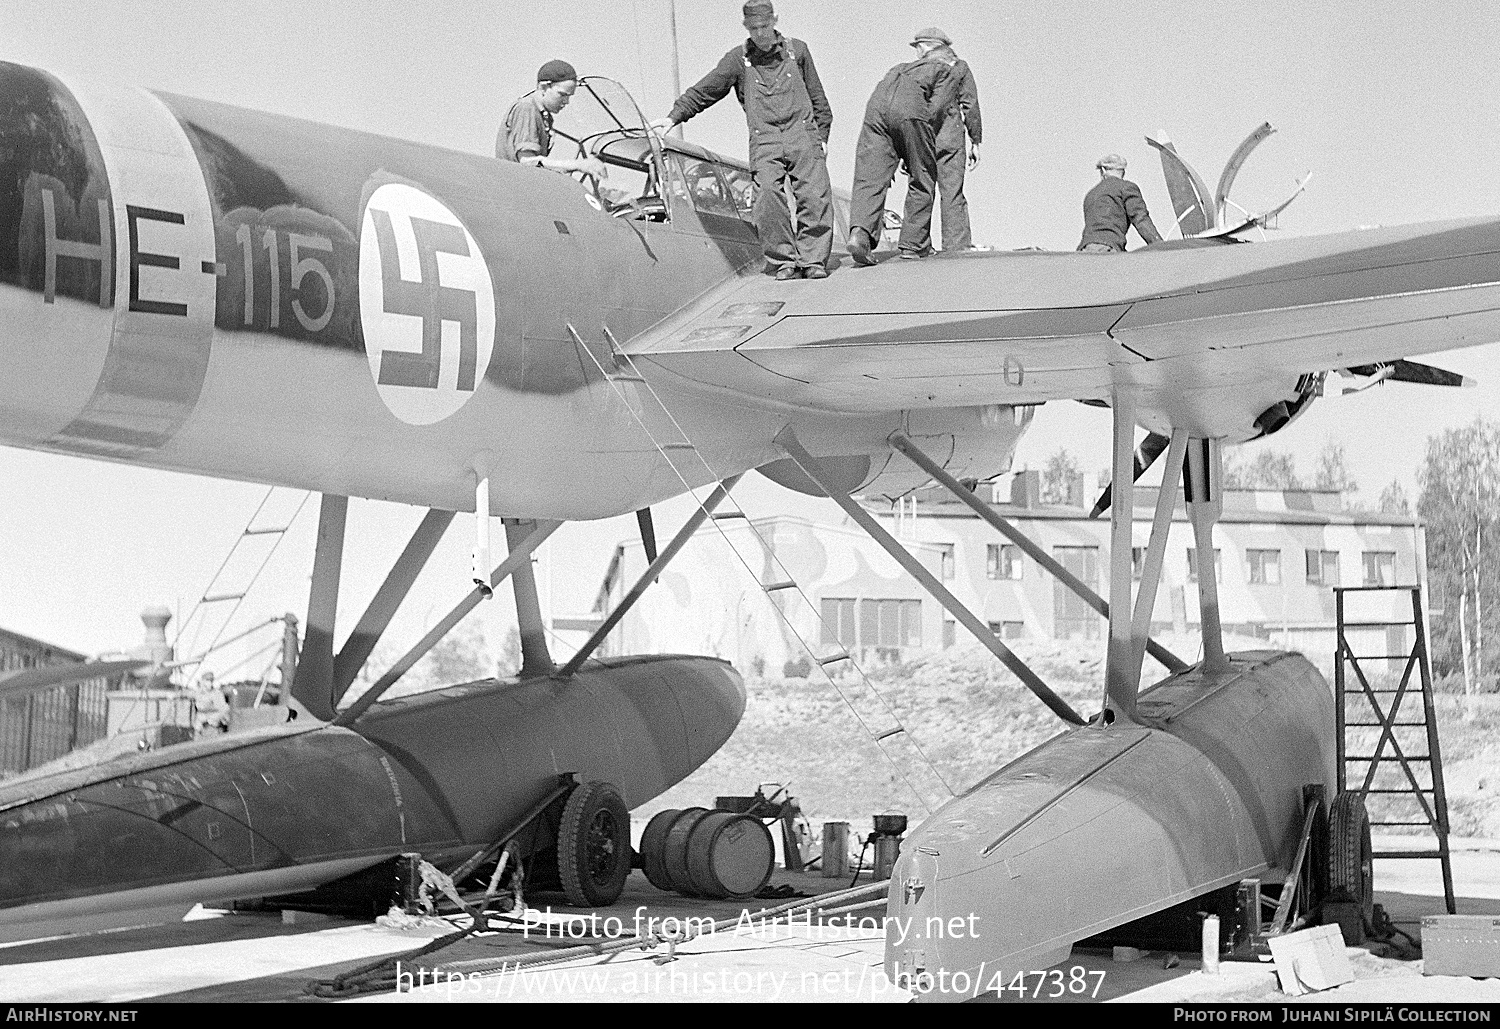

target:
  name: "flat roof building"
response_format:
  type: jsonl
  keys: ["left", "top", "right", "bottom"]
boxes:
{"left": 575, "top": 472, "right": 1425, "bottom": 680}
{"left": 0, "top": 627, "right": 110, "bottom": 775}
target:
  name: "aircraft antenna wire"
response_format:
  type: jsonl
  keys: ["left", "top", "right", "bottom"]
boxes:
{"left": 630, "top": 0, "right": 649, "bottom": 119}
{"left": 571, "top": 328, "right": 953, "bottom": 813}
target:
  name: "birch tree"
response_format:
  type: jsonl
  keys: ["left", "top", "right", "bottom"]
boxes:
{"left": 1417, "top": 418, "right": 1500, "bottom": 701}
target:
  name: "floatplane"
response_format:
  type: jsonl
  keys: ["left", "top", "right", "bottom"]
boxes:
{"left": 0, "top": 60, "right": 1486, "bottom": 996}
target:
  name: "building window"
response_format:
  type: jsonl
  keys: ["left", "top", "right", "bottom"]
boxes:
{"left": 1246, "top": 549, "right": 1281, "bottom": 585}
{"left": 988, "top": 620, "right": 1026, "bottom": 640}
{"left": 1186, "top": 548, "right": 1222, "bottom": 583}
{"left": 986, "top": 543, "right": 1022, "bottom": 580}
{"left": 1305, "top": 549, "right": 1340, "bottom": 586}
{"left": 820, "top": 597, "right": 857, "bottom": 649}
{"left": 859, "top": 598, "right": 922, "bottom": 651}
{"left": 1053, "top": 546, "right": 1101, "bottom": 640}
{"left": 942, "top": 619, "right": 956, "bottom": 649}
{"left": 938, "top": 544, "right": 956, "bottom": 581}
{"left": 1362, "top": 551, "right": 1397, "bottom": 587}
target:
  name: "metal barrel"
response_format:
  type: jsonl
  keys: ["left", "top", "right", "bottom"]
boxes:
{"left": 685, "top": 811, "right": 775, "bottom": 900}
{"left": 661, "top": 807, "right": 711, "bottom": 895}
{"left": 639, "top": 808, "right": 679, "bottom": 891}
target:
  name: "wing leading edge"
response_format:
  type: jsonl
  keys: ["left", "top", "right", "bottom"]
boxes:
{"left": 632, "top": 217, "right": 1500, "bottom": 440}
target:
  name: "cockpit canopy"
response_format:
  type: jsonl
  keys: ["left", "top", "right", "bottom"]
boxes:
{"left": 538, "top": 77, "right": 757, "bottom": 225}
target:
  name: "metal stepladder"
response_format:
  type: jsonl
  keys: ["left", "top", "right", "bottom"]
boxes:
{"left": 1334, "top": 585, "right": 1456, "bottom": 914}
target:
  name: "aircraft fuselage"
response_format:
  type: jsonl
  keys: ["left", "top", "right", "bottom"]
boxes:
{"left": 0, "top": 62, "right": 906, "bottom": 518}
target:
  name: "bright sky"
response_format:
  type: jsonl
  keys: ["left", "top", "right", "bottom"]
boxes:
{"left": 3, "top": 0, "right": 1500, "bottom": 667}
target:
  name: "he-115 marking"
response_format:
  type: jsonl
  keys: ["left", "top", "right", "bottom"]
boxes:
{"left": 0, "top": 63, "right": 1486, "bottom": 994}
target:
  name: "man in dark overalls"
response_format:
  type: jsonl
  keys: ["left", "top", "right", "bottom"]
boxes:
{"left": 1077, "top": 153, "right": 1162, "bottom": 252}
{"left": 650, "top": 1, "right": 834, "bottom": 279}
{"left": 925, "top": 31, "right": 982, "bottom": 252}
{"left": 847, "top": 36, "right": 965, "bottom": 265}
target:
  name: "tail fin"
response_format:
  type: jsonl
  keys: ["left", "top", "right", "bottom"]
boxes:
{"left": 1146, "top": 133, "right": 1215, "bottom": 236}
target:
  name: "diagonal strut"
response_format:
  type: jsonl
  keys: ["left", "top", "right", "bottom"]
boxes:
{"left": 778, "top": 428, "right": 1083, "bottom": 726}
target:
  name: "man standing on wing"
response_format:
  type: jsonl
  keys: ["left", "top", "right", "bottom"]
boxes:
{"left": 927, "top": 30, "right": 982, "bottom": 252}
{"left": 649, "top": 1, "right": 835, "bottom": 279}
{"left": 847, "top": 31, "right": 965, "bottom": 264}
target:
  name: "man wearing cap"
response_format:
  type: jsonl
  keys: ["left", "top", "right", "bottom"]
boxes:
{"left": 1077, "top": 153, "right": 1161, "bottom": 252}
{"left": 497, "top": 60, "right": 609, "bottom": 180}
{"left": 847, "top": 31, "right": 966, "bottom": 265}
{"left": 925, "top": 31, "right": 982, "bottom": 252}
{"left": 648, "top": 1, "right": 835, "bottom": 280}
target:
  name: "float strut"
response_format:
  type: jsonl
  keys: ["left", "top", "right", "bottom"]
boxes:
{"left": 889, "top": 432, "right": 1186, "bottom": 674}
{"left": 557, "top": 476, "right": 742, "bottom": 678}
{"left": 334, "top": 519, "right": 562, "bottom": 725}
{"left": 779, "top": 429, "right": 1083, "bottom": 726}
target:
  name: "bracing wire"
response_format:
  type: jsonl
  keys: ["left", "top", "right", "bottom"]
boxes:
{"left": 176, "top": 489, "right": 311, "bottom": 688}
{"left": 570, "top": 329, "right": 953, "bottom": 813}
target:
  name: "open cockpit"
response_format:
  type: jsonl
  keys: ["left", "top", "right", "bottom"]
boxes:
{"left": 535, "top": 76, "right": 850, "bottom": 246}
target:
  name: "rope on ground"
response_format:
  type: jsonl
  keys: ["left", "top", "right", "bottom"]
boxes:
{"left": 307, "top": 876, "right": 891, "bottom": 998}
{"left": 430, "top": 878, "right": 891, "bottom": 981}
{"left": 307, "top": 913, "right": 486, "bottom": 998}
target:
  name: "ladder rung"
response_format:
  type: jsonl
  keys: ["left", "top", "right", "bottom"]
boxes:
{"left": 875, "top": 727, "right": 905, "bottom": 741}
{"left": 661, "top": 443, "right": 696, "bottom": 451}
{"left": 1347, "top": 755, "right": 1430, "bottom": 762}
{"left": 711, "top": 512, "right": 747, "bottom": 520}
{"left": 201, "top": 593, "right": 246, "bottom": 603}
{"left": 819, "top": 653, "right": 850, "bottom": 666}
{"left": 1345, "top": 722, "right": 1428, "bottom": 727}
{"left": 1362, "top": 788, "right": 1435, "bottom": 794}
{"left": 1343, "top": 689, "right": 1408, "bottom": 694}
{"left": 242, "top": 526, "right": 289, "bottom": 536}
{"left": 1373, "top": 851, "right": 1447, "bottom": 859}
{"left": 1344, "top": 655, "right": 1414, "bottom": 661}
{"left": 1341, "top": 621, "right": 1411, "bottom": 629}
{"left": 608, "top": 374, "right": 646, "bottom": 383}
{"left": 762, "top": 581, "right": 798, "bottom": 592}
{"left": 1371, "top": 821, "right": 1438, "bottom": 827}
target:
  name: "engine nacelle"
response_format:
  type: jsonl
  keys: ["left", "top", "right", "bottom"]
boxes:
{"left": 758, "top": 404, "right": 1037, "bottom": 500}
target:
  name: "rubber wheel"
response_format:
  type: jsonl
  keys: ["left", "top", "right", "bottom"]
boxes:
{"left": 1327, "top": 791, "right": 1374, "bottom": 923}
{"left": 557, "top": 781, "right": 631, "bottom": 907}
{"left": 639, "top": 808, "right": 679, "bottom": 891}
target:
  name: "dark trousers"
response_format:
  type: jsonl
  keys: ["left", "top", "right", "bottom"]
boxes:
{"left": 849, "top": 114, "right": 938, "bottom": 254}
{"left": 749, "top": 128, "right": 834, "bottom": 271}
{"left": 935, "top": 121, "right": 972, "bottom": 250}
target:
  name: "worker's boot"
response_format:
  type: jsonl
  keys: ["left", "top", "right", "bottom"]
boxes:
{"left": 848, "top": 227, "right": 876, "bottom": 267}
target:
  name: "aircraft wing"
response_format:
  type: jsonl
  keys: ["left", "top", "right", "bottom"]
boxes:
{"left": 629, "top": 217, "right": 1500, "bottom": 437}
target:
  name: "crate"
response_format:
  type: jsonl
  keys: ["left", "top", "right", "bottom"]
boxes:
{"left": 1422, "top": 915, "right": 1500, "bottom": 978}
